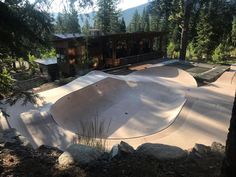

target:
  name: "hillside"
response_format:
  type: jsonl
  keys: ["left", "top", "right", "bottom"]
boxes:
{"left": 78, "top": 3, "right": 149, "bottom": 26}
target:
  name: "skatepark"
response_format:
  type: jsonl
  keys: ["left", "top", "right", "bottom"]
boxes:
{"left": 1, "top": 62, "right": 236, "bottom": 150}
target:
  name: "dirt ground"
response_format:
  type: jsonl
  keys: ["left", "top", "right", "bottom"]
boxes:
{"left": 0, "top": 141, "right": 224, "bottom": 177}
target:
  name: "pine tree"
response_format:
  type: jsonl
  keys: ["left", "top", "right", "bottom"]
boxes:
{"left": 95, "top": 0, "right": 120, "bottom": 34}
{"left": 152, "top": 0, "right": 173, "bottom": 31}
{"left": 195, "top": 3, "right": 214, "bottom": 59}
{"left": 54, "top": 0, "right": 81, "bottom": 34}
{"left": 141, "top": 8, "right": 150, "bottom": 32}
{"left": 150, "top": 14, "right": 159, "bottom": 32}
{"left": 120, "top": 17, "right": 126, "bottom": 33}
{"left": 129, "top": 10, "right": 141, "bottom": 32}
{"left": 231, "top": 17, "right": 236, "bottom": 46}
{"left": 82, "top": 19, "right": 91, "bottom": 35}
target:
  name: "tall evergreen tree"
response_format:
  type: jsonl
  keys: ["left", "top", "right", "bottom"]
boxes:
{"left": 55, "top": 0, "right": 81, "bottom": 33}
{"left": 120, "top": 17, "right": 126, "bottom": 33}
{"left": 150, "top": 14, "right": 160, "bottom": 32}
{"left": 129, "top": 10, "right": 141, "bottom": 32}
{"left": 141, "top": 8, "right": 150, "bottom": 32}
{"left": 150, "top": 0, "right": 173, "bottom": 31}
{"left": 95, "top": 0, "right": 120, "bottom": 34}
{"left": 232, "top": 17, "right": 236, "bottom": 46}
{"left": 82, "top": 19, "right": 91, "bottom": 35}
{"left": 195, "top": 2, "right": 214, "bottom": 59}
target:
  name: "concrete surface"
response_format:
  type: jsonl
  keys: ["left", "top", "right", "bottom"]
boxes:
{"left": 51, "top": 77, "right": 186, "bottom": 139}
{"left": 1, "top": 63, "right": 235, "bottom": 151}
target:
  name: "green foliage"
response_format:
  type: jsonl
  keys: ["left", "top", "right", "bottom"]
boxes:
{"left": 149, "top": 0, "right": 235, "bottom": 61}
{"left": 82, "top": 19, "right": 91, "bottom": 35}
{"left": 186, "top": 42, "right": 196, "bottom": 60}
{"left": 40, "top": 49, "right": 56, "bottom": 58}
{"left": 232, "top": 17, "right": 236, "bottom": 46}
{"left": 150, "top": 14, "right": 159, "bottom": 31}
{"left": 120, "top": 17, "right": 126, "bottom": 33}
{"left": 140, "top": 8, "right": 150, "bottom": 32}
{"left": 0, "top": 0, "right": 53, "bottom": 59}
{"left": 28, "top": 53, "right": 37, "bottom": 74}
{"left": 150, "top": 0, "right": 173, "bottom": 31}
{"left": 212, "top": 43, "right": 230, "bottom": 62}
{"left": 95, "top": 0, "right": 121, "bottom": 34}
{"left": 128, "top": 10, "right": 141, "bottom": 32}
{"left": 54, "top": 1, "right": 81, "bottom": 34}
{"left": 195, "top": 4, "right": 214, "bottom": 59}
{"left": 229, "top": 47, "right": 236, "bottom": 57}
{"left": 0, "top": 68, "right": 14, "bottom": 98}
{"left": 167, "top": 42, "right": 179, "bottom": 58}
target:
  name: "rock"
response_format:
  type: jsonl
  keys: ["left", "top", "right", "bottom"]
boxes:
{"left": 0, "top": 129, "right": 33, "bottom": 148}
{"left": 18, "top": 135, "right": 33, "bottom": 148}
{"left": 119, "top": 141, "right": 135, "bottom": 154}
{"left": 1, "top": 128, "right": 20, "bottom": 143}
{"left": 136, "top": 143, "right": 187, "bottom": 161}
{"left": 110, "top": 141, "right": 135, "bottom": 159}
{"left": 110, "top": 144, "right": 119, "bottom": 159}
{"left": 193, "top": 144, "right": 211, "bottom": 155}
{"left": 38, "top": 145, "right": 63, "bottom": 154}
{"left": 0, "top": 133, "right": 4, "bottom": 144}
{"left": 211, "top": 142, "right": 225, "bottom": 155}
{"left": 58, "top": 152, "right": 75, "bottom": 166}
{"left": 58, "top": 144, "right": 103, "bottom": 166}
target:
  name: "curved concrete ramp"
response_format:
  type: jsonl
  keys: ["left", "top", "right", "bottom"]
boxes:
{"left": 7, "top": 63, "right": 235, "bottom": 151}
{"left": 130, "top": 66, "right": 197, "bottom": 87}
{"left": 51, "top": 77, "right": 186, "bottom": 139}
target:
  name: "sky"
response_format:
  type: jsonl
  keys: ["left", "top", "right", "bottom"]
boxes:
{"left": 118, "top": 0, "right": 149, "bottom": 11}
{"left": 32, "top": 0, "right": 149, "bottom": 13}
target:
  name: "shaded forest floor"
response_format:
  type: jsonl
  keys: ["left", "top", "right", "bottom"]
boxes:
{"left": 0, "top": 142, "right": 225, "bottom": 177}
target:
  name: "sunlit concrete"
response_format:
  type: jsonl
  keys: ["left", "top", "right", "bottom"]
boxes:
{"left": 51, "top": 77, "right": 186, "bottom": 139}
{"left": 1, "top": 63, "right": 235, "bottom": 151}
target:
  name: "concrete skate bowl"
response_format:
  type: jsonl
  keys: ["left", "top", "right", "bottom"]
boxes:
{"left": 130, "top": 66, "right": 198, "bottom": 87}
{"left": 50, "top": 77, "right": 186, "bottom": 139}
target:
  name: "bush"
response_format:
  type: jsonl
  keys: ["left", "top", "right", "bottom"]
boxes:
{"left": 40, "top": 49, "right": 56, "bottom": 58}
{"left": 186, "top": 42, "right": 197, "bottom": 60}
{"left": 212, "top": 43, "right": 227, "bottom": 62}
{"left": 229, "top": 47, "right": 236, "bottom": 57}
{"left": 167, "top": 42, "right": 179, "bottom": 59}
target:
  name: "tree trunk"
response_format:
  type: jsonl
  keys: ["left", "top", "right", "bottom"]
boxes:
{"left": 222, "top": 93, "right": 236, "bottom": 177}
{"left": 179, "top": 0, "right": 193, "bottom": 60}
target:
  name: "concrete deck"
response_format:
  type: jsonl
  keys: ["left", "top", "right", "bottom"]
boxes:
{"left": 1, "top": 63, "right": 235, "bottom": 151}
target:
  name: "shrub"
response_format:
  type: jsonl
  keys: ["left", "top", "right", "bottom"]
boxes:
{"left": 186, "top": 42, "right": 197, "bottom": 60}
{"left": 167, "top": 42, "right": 178, "bottom": 59}
{"left": 212, "top": 43, "right": 227, "bottom": 62}
{"left": 77, "top": 113, "right": 112, "bottom": 152}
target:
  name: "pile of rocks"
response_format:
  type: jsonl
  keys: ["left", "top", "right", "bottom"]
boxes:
{"left": 0, "top": 128, "right": 226, "bottom": 170}
{"left": 58, "top": 140, "right": 225, "bottom": 167}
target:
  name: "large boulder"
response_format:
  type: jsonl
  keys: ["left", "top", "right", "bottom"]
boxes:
{"left": 211, "top": 142, "right": 225, "bottom": 155}
{"left": 110, "top": 141, "right": 135, "bottom": 159}
{"left": 193, "top": 144, "right": 211, "bottom": 154}
{"left": 136, "top": 143, "right": 187, "bottom": 161}
{"left": 58, "top": 144, "right": 103, "bottom": 166}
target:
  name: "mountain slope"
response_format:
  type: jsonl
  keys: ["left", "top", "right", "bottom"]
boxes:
{"left": 78, "top": 3, "right": 149, "bottom": 26}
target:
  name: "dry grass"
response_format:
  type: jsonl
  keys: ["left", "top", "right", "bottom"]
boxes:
{"left": 77, "top": 112, "right": 112, "bottom": 152}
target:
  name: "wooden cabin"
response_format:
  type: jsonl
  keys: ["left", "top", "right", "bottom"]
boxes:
{"left": 53, "top": 31, "right": 167, "bottom": 76}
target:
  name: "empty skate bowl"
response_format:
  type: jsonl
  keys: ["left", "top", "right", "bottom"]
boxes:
{"left": 50, "top": 77, "right": 186, "bottom": 139}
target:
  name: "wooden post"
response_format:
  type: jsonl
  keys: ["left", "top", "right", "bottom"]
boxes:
{"left": 112, "top": 39, "right": 116, "bottom": 60}
{"left": 159, "top": 35, "right": 163, "bottom": 55}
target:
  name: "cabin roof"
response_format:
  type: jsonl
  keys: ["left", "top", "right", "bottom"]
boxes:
{"left": 54, "top": 33, "right": 84, "bottom": 40}
{"left": 52, "top": 31, "right": 166, "bottom": 42}
{"left": 35, "top": 58, "right": 57, "bottom": 65}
